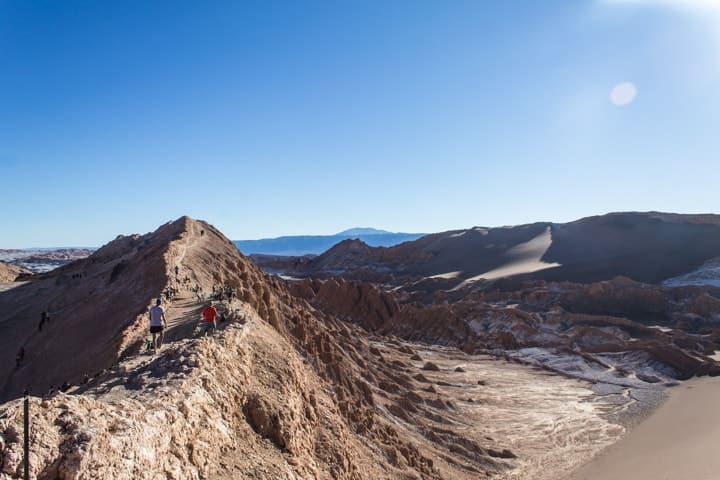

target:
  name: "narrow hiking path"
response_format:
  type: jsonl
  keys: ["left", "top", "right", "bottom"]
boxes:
{"left": 175, "top": 222, "right": 197, "bottom": 268}
{"left": 163, "top": 295, "right": 205, "bottom": 342}
{"left": 161, "top": 221, "right": 209, "bottom": 341}
{"left": 157, "top": 289, "right": 243, "bottom": 345}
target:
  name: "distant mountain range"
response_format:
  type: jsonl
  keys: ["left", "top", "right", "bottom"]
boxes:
{"left": 234, "top": 229, "right": 424, "bottom": 256}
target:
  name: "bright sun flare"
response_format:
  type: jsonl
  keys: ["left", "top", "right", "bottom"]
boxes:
{"left": 610, "top": 82, "right": 638, "bottom": 106}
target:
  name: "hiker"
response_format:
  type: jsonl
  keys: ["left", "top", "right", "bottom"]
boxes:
{"left": 201, "top": 302, "right": 218, "bottom": 336}
{"left": 200, "top": 229, "right": 205, "bottom": 236}
{"left": 15, "top": 347, "right": 24, "bottom": 369}
{"left": 38, "top": 311, "right": 48, "bottom": 332}
{"left": 60, "top": 381, "right": 71, "bottom": 393}
{"left": 149, "top": 298, "right": 167, "bottom": 351}
{"left": 174, "top": 265, "right": 180, "bottom": 277}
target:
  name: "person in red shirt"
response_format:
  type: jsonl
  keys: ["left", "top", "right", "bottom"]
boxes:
{"left": 201, "top": 302, "right": 218, "bottom": 336}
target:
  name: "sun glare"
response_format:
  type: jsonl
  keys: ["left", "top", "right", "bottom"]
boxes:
{"left": 609, "top": 82, "right": 638, "bottom": 106}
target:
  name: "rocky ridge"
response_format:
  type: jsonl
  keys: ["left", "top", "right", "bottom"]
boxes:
{"left": 0, "top": 217, "right": 530, "bottom": 479}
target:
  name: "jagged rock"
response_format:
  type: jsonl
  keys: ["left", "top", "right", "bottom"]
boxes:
{"left": 636, "top": 374, "right": 662, "bottom": 384}
{"left": 0, "top": 262, "right": 29, "bottom": 282}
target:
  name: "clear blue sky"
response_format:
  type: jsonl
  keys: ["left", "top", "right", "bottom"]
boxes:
{"left": 1, "top": 0, "right": 718, "bottom": 248}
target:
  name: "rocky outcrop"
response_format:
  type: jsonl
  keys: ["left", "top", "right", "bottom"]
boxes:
{"left": 290, "top": 275, "right": 720, "bottom": 381}
{"left": 0, "top": 263, "right": 28, "bottom": 283}
{"left": 291, "top": 278, "right": 400, "bottom": 330}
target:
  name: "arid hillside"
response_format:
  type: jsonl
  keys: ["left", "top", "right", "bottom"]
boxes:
{"left": 261, "top": 212, "right": 720, "bottom": 286}
{"left": 2, "top": 217, "right": 580, "bottom": 480}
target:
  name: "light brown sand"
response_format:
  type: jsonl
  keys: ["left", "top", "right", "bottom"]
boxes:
{"left": 567, "top": 377, "right": 720, "bottom": 480}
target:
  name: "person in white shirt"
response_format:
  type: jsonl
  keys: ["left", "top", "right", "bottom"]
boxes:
{"left": 149, "top": 298, "right": 167, "bottom": 351}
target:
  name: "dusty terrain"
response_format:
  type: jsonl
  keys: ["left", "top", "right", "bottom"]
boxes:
{"left": 0, "top": 307, "right": 635, "bottom": 480}
{"left": 291, "top": 277, "right": 720, "bottom": 383}
{"left": 0, "top": 217, "right": 639, "bottom": 480}
{"left": 2, "top": 215, "right": 719, "bottom": 479}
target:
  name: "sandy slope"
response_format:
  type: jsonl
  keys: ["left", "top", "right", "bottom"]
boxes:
{"left": 567, "top": 377, "right": 720, "bottom": 480}
{"left": 455, "top": 226, "right": 561, "bottom": 287}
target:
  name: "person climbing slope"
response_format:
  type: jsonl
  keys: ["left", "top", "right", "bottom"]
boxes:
{"left": 149, "top": 298, "right": 167, "bottom": 351}
{"left": 201, "top": 301, "right": 218, "bottom": 336}
{"left": 15, "top": 347, "right": 24, "bottom": 369}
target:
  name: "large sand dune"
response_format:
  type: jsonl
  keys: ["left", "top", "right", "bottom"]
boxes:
{"left": 455, "top": 226, "right": 561, "bottom": 288}
{"left": 567, "top": 377, "right": 720, "bottom": 480}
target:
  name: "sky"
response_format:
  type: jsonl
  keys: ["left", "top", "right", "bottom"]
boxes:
{"left": 1, "top": 0, "right": 719, "bottom": 247}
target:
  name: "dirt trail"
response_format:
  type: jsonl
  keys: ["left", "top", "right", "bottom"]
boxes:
{"left": 159, "top": 224, "right": 240, "bottom": 342}
{"left": 175, "top": 220, "right": 197, "bottom": 267}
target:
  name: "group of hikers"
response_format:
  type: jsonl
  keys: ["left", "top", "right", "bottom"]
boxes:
{"left": 13, "top": 260, "right": 241, "bottom": 399}
{"left": 148, "top": 298, "right": 223, "bottom": 351}
{"left": 211, "top": 284, "right": 237, "bottom": 303}
{"left": 148, "top": 264, "right": 237, "bottom": 352}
